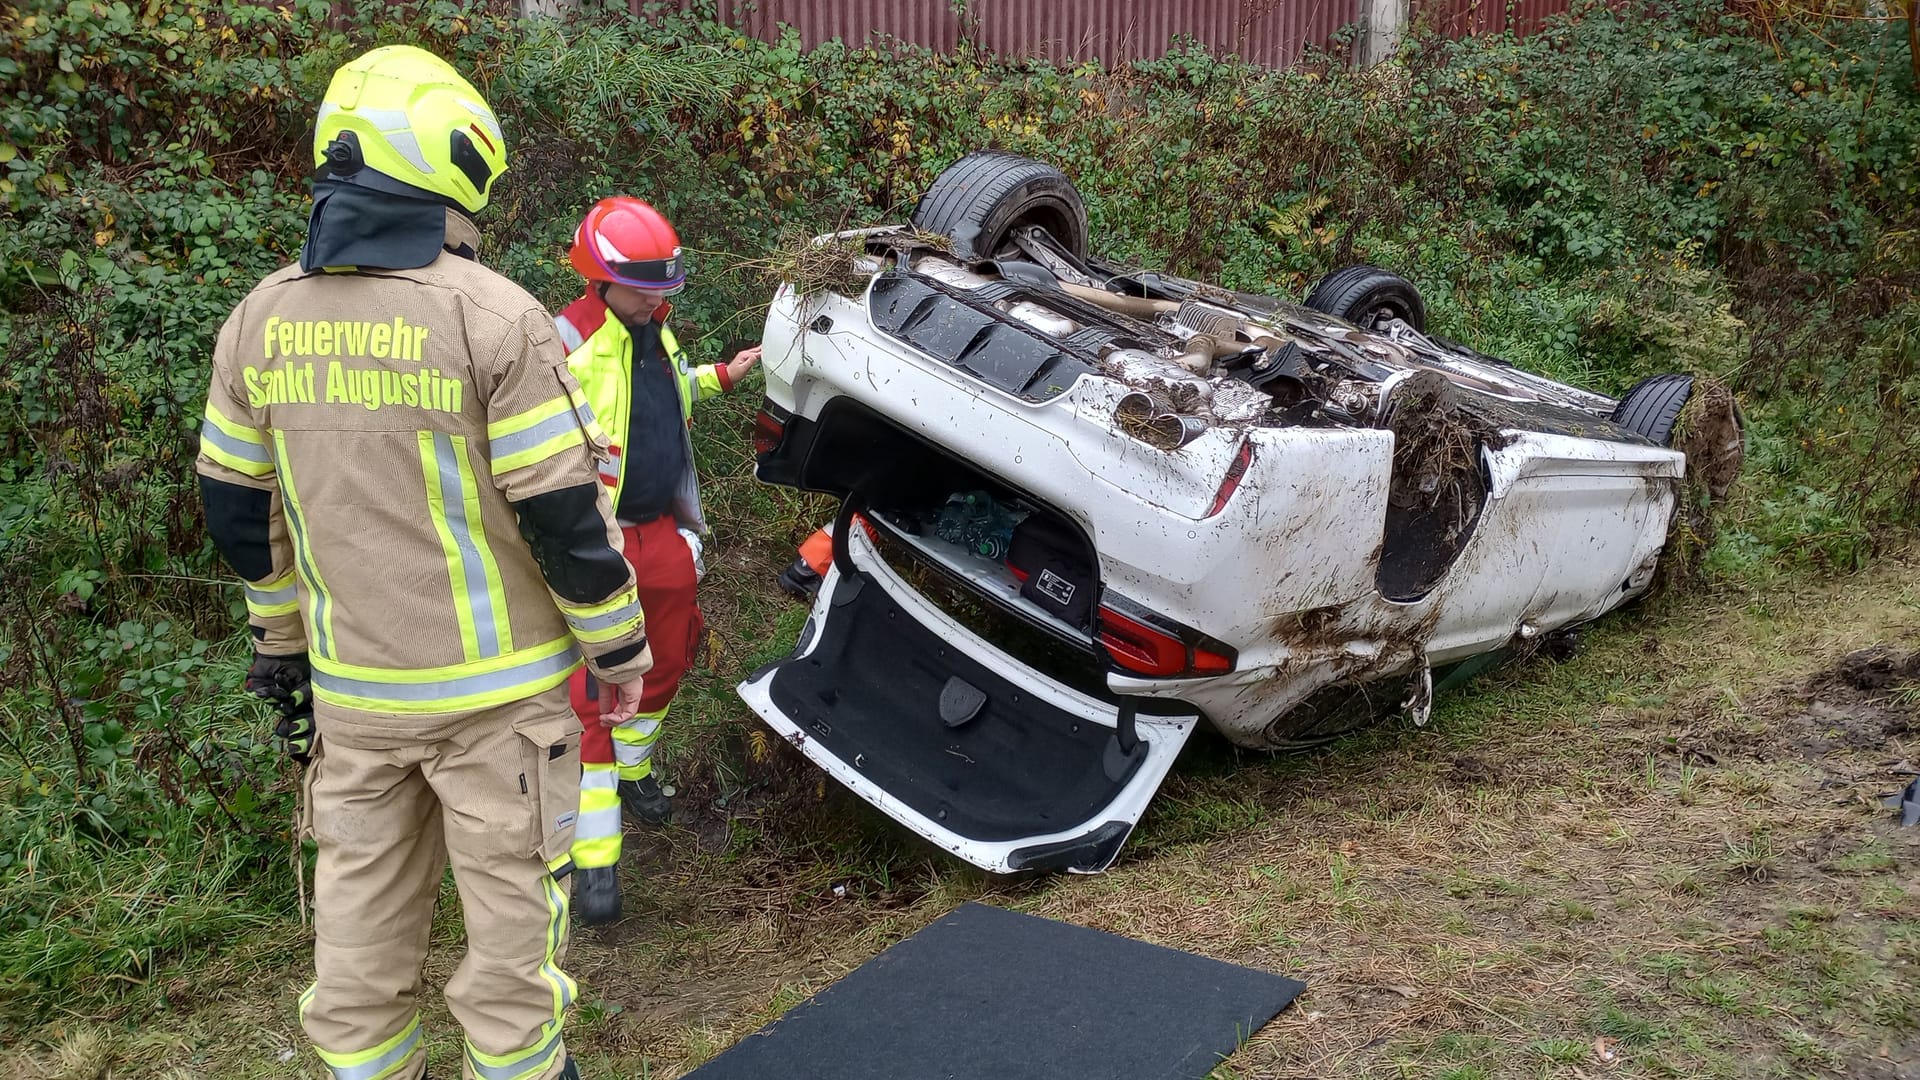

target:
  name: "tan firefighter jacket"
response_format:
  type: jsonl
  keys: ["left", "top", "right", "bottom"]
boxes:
{"left": 196, "top": 212, "right": 651, "bottom": 743}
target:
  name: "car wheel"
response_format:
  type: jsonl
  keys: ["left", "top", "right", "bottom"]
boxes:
{"left": 1610, "top": 373, "right": 1694, "bottom": 446}
{"left": 1302, "top": 265, "right": 1428, "bottom": 332}
{"left": 912, "top": 151, "right": 1089, "bottom": 262}
{"left": 1259, "top": 675, "right": 1415, "bottom": 750}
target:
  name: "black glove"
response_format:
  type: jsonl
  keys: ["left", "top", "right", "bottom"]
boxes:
{"left": 274, "top": 705, "right": 316, "bottom": 768}
{"left": 245, "top": 651, "right": 309, "bottom": 707}
{"left": 246, "top": 652, "right": 313, "bottom": 765}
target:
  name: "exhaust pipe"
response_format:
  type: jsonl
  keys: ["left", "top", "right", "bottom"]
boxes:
{"left": 1058, "top": 281, "right": 1179, "bottom": 320}
{"left": 1114, "top": 390, "right": 1207, "bottom": 450}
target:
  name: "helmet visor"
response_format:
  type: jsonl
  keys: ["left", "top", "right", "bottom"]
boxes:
{"left": 608, "top": 254, "right": 686, "bottom": 294}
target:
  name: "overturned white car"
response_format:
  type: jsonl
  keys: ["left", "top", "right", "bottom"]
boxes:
{"left": 738, "top": 152, "right": 1736, "bottom": 874}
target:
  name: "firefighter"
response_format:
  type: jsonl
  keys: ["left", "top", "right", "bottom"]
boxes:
{"left": 776, "top": 526, "right": 833, "bottom": 602}
{"left": 553, "top": 196, "right": 759, "bottom": 925}
{"left": 195, "top": 45, "right": 649, "bottom": 1080}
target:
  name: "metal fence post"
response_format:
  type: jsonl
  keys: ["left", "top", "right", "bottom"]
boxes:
{"left": 1361, "top": 0, "right": 1408, "bottom": 65}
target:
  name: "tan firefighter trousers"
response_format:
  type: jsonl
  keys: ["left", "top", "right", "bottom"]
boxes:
{"left": 298, "top": 685, "right": 581, "bottom": 1080}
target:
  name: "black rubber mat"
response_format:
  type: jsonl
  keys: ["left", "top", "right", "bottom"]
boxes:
{"left": 687, "top": 902, "right": 1306, "bottom": 1080}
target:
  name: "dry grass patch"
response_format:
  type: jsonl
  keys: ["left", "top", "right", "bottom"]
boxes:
{"left": 13, "top": 552, "right": 1917, "bottom": 1079}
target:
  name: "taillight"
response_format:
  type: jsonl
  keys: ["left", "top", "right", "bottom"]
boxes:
{"left": 1205, "top": 440, "right": 1254, "bottom": 518}
{"left": 1098, "top": 604, "right": 1236, "bottom": 678}
{"left": 752, "top": 403, "right": 788, "bottom": 456}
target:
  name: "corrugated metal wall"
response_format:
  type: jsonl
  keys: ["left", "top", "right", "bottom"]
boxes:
{"left": 646, "top": 0, "right": 1564, "bottom": 65}
{"left": 726, "top": 0, "right": 962, "bottom": 53}
{"left": 967, "top": 0, "right": 1359, "bottom": 68}
{"left": 1410, "top": 0, "right": 1563, "bottom": 38}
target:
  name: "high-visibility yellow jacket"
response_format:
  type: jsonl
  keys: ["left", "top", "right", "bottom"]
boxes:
{"left": 554, "top": 294, "right": 731, "bottom": 533}
{"left": 196, "top": 213, "right": 652, "bottom": 742}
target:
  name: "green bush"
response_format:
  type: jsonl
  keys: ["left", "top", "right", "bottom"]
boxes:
{"left": 1, "top": 0, "right": 1916, "bottom": 1025}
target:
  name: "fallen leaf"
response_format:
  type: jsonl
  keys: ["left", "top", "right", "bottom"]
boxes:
{"left": 1594, "top": 1034, "right": 1620, "bottom": 1065}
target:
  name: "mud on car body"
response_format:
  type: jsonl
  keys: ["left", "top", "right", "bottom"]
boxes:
{"left": 739, "top": 152, "right": 1740, "bottom": 874}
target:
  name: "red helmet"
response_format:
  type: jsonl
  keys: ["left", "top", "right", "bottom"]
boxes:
{"left": 569, "top": 196, "right": 685, "bottom": 292}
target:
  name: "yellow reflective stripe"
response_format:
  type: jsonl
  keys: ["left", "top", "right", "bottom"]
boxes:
{"left": 563, "top": 592, "right": 643, "bottom": 645}
{"left": 273, "top": 431, "right": 335, "bottom": 660}
{"left": 572, "top": 766, "right": 622, "bottom": 868}
{"left": 203, "top": 402, "right": 265, "bottom": 445}
{"left": 420, "top": 431, "right": 481, "bottom": 662}
{"left": 540, "top": 873, "right": 576, "bottom": 1017}
{"left": 460, "top": 444, "right": 514, "bottom": 657}
{"left": 314, "top": 1013, "right": 422, "bottom": 1080}
{"left": 309, "top": 637, "right": 582, "bottom": 716}
{"left": 419, "top": 432, "right": 513, "bottom": 662}
{"left": 570, "top": 833, "right": 621, "bottom": 870}
{"left": 488, "top": 394, "right": 591, "bottom": 475}
{"left": 200, "top": 435, "right": 275, "bottom": 478}
{"left": 245, "top": 570, "right": 299, "bottom": 618}
{"left": 612, "top": 709, "right": 664, "bottom": 779}
{"left": 611, "top": 726, "right": 663, "bottom": 746}
{"left": 567, "top": 385, "right": 605, "bottom": 443}
{"left": 490, "top": 427, "right": 585, "bottom": 476}
{"left": 467, "top": 1024, "right": 564, "bottom": 1080}
{"left": 468, "top": 871, "right": 572, "bottom": 1080}
{"left": 200, "top": 403, "right": 275, "bottom": 477}
{"left": 693, "top": 363, "right": 725, "bottom": 401}
{"left": 554, "top": 587, "right": 640, "bottom": 621}
{"left": 486, "top": 394, "right": 574, "bottom": 441}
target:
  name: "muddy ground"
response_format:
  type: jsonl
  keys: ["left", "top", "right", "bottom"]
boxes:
{"left": 7, "top": 554, "right": 1918, "bottom": 1079}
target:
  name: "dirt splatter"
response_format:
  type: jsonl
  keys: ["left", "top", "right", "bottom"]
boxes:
{"left": 1659, "top": 376, "right": 1746, "bottom": 590}
{"left": 1662, "top": 643, "right": 1919, "bottom": 767}
{"left": 1376, "top": 372, "right": 1512, "bottom": 601}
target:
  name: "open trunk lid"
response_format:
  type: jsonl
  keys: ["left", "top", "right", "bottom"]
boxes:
{"left": 737, "top": 523, "right": 1197, "bottom": 874}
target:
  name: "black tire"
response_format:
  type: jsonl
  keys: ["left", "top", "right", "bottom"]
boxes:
{"left": 1610, "top": 373, "right": 1694, "bottom": 446}
{"left": 1302, "top": 265, "right": 1428, "bottom": 332}
{"left": 912, "top": 151, "right": 1088, "bottom": 262}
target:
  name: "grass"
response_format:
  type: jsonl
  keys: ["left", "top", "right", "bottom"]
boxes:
{"left": 4, "top": 550, "right": 1918, "bottom": 1077}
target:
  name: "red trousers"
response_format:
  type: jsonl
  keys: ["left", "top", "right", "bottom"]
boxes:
{"left": 570, "top": 515, "right": 703, "bottom": 774}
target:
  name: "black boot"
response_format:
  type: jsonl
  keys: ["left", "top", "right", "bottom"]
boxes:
{"left": 776, "top": 556, "right": 822, "bottom": 603}
{"left": 573, "top": 865, "right": 621, "bottom": 926}
{"left": 618, "top": 775, "right": 672, "bottom": 825}
{"left": 558, "top": 1055, "right": 581, "bottom": 1079}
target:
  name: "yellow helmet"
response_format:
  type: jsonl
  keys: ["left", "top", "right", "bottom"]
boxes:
{"left": 312, "top": 45, "right": 506, "bottom": 215}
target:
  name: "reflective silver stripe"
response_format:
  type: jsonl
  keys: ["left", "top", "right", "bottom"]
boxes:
{"left": 200, "top": 420, "right": 272, "bottom": 465}
{"left": 564, "top": 597, "right": 643, "bottom": 635}
{"left": 579, "top": 766, "right": 617, "bottom": 789}
{"left": 468, "top": 1024, "right": 564, "bottom": 1080}
{"left": 541, "top": 876, "right": 575, "bottom": 1010}
{"left": 327, "top": 1024, "right": 422, "bottom": 1080}
{"left": 610, "top": 716, "right": 663, "bottom": 742}
{"left": 458, "top": 98, "right": 504, "bottom": 142}
{"left": 573, "top": 803, "right": 621, "bottom": 838}
{"left": 245, "top": 580, "right": 297, "bottom": 608}
{"left": 384, "top": 129, "right": 432, "bottom": 173}
{"left": 430, "top": 433, "right": 501, "bottom": 658}
{"left": 276, "top": 450, "right": 331, "bottom": 659}
{"left": 313, "top": 645, "right": 581, "bottom": 705}
{"left": 488, "top": 410, "right": 580, "bottom": 461}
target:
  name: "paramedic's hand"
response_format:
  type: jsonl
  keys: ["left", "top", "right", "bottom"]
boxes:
{"left": 724, "top": 345, "right": 762, "bottom": 386}
{"left": 598, "top": 677, "right": 647, "bottom": 728}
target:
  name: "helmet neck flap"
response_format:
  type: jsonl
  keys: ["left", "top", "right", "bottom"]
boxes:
{"left": 299, "top": 179, "right": 476, "bottom": 273}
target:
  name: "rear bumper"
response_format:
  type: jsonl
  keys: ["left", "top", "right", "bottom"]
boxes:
{"left": 737, "top": 526, "right": 1196, "bottom": 874}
